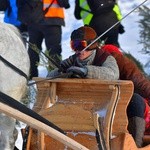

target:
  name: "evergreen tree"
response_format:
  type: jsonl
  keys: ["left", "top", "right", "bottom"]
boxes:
{"left": 138, "top": 5, "right": 150, "bottom": 54}
{"left": 138, "top": 5, "right": 150, "bottom": 75}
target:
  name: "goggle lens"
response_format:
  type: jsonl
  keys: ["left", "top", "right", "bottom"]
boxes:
{"left": 70, "top": 40, "right": 87, "bottom": 51}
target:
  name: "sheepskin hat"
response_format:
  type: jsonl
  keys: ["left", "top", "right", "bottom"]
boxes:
{"left": 71, "top": 26, "right": 98, "bottom": 50}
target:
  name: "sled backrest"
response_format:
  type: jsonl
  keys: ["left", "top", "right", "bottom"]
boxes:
{"left": 29, "top": 78, "right": 134, "bottom": 150}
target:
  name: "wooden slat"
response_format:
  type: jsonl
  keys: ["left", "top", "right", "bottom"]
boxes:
{"left": 32, "top": 81, "right": 51, "bottom": 113}
{"left": 103, "top": 84, "right": 120, "bottom": 150}
{"left": 112, "top": 82, "right": 134, "bottom": 136}
{"left": 39, "top": 104, "right": 95, "bottom": 131}
{"left": 30, "top": 132, "right": 98, "bottom": 150}
{"left": 49, "top": 82, "right": 57, "bottom": 104}
{"left": 45, "top": 133, "right": 98, "bottom": 150}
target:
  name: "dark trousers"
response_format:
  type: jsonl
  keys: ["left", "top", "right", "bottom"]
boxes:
{"left": 28, "top": 24, "right": 62, "bottom": 79}
{"left": 90, "top": 11, "right": 120, "bottom": 47}
{"left": 127, "top": 93, "right": 146, "bottom": 119}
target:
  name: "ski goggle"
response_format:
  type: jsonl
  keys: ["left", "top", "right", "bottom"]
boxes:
{"left": 70, "top": 40, "right": 88, "bottom": 51}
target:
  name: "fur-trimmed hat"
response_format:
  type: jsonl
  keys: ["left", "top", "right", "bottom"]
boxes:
{"left": 71, "top": 26, "right": 98, "bottom": 50}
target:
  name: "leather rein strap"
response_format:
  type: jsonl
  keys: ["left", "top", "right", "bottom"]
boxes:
{"left": 0, "top": 91, "right": 65, "bottom": 134}
{"left": 0, "top": 55, "right": 28, "bottom": 80}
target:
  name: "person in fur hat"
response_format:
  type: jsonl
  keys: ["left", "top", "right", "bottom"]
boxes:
{"left": 47, "top": 26, "right": 149, "bottom": 148}
{"left": 47, "top": 26, "right": 119, "bottom": 80}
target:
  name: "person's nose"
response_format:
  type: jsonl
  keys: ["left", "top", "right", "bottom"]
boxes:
{"left": 75, "top": 50, "right": 81, "bottom": 54}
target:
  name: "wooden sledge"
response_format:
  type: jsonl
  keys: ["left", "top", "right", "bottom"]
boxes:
{"left": 26, "top": 78, "right": 150, "bottom": 150}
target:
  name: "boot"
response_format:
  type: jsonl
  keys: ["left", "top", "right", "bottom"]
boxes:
{"left": 128, "top": 117, "right": 146, "bottom": 148}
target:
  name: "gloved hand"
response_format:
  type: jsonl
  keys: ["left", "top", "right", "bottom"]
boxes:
{"left": 60, "top": 59, "right": 72, "bottom": 72}
{"left": 46, "top": 68, "right": 61, "bottom": 77}
{"left": 119, "top": 24, "right": 125, "bottom": 34}
{"left": 66, "top": 66, "right": 88, "bottom": 78}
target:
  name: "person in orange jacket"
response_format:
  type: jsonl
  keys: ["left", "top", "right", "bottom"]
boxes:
{"left": 18, "top": 0, "right": 70, "bottom": 79}
{"left": 102, "top": 44, "right": 150, "bottom": 146}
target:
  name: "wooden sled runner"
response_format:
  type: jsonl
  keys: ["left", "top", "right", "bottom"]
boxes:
{"left": 25, "top": 78, "right": 150, "bottom": 150}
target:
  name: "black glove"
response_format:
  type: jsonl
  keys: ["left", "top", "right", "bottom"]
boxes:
{"left": 64, "top": 3, "right": 70, "bottom": 9}
{"left": 119, "top": 24, "right": 125, "bottom": 34}
{"left": 47, "top": 69, "right": 60, "bottom": 77}
{"left": 66, "top": 66, "right": 88, "bottom": 78}
{"left": 60, "top": 59, "right": 72, "bottom": 72}
{"left": 57, "top": 0, "right": 70, "bottom": 9}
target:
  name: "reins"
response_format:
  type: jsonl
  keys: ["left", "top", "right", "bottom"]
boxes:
{"left": 0, "top": 55, "right": 28, "bottom": 80}
{"left": 0, "top": 91, "right": 65, "bottom": 134}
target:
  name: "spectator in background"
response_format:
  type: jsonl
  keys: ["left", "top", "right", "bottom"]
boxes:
{"left": 74, "top": 0, "right": 125, "bottom": 47}
{"left": 17, "top": 0, "right": 70, "bottom": 79}
{"left": 2, "top": 0, "right": 28, "bottom": 46}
